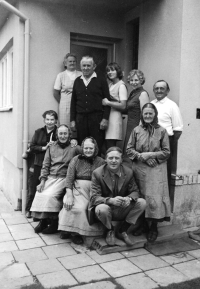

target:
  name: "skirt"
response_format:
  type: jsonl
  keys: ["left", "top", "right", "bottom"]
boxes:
{"left": 105, "top": 108, "right": 123, "bottom": 140}
{"left": 59, "top": 92, "right": 71, "bottom": 126}
{"left": 58, "top": 180, "right": 104, "bottom": 236}
{"left": 30, "top": 177, "right": 66, "bottom": 213}
{"left": 132, "top": 160, "right": 171, "bottom": 221}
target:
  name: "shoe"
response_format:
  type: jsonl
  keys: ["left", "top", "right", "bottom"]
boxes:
{"left": 33, "top": 218, "right": 40, "bottom": 222}
{"left": 26, "top": 211, "right": 32, "bottom": 219}
{"left": 42, "top": 219, "right": 58, "bottom": 234}
{"left": 34, "top": 219, "right": 48, "bottom": 233}
{"left": 60, "top": 231, "right": 71, "bottom": 239}
{"left": 147, "top": 230, "right": 158, "bottom": 243}
{"left": 71, "top": 235, "right": 83, "bottom": 245}
{"left": 117, "top": 231, "right": 133, "bottom": 246}
{"left": 106, "top": 230, "right": 116, "bottom": 246}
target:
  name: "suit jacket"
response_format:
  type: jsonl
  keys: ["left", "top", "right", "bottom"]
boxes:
{"left": 89, "top": 163, "right": 140, "bottom": 209}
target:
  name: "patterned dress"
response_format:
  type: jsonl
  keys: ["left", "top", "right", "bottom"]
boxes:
{"left": 126, "top": 124, "right": 171, "bottom": 221}
{"left": 58, "top": 155, "right": 105, "bottom": 236}
{"left": 54, "top": 70, "right": 82, "bottom": 125}
{"left": 124, "top": 87, "right": 149, "bottom": 151}
{"left": 105, "top": 80, "right": 127, "bottom": 140}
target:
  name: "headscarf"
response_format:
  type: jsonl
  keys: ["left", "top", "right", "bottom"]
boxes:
{"left": 140, "top": 103, "right": 159, "bottom": 133}
{"left": 78, "top": 137, "right": 99, "bottom": 164}
{"left": 57, "top": 124, "right": 71, "bottom": 148}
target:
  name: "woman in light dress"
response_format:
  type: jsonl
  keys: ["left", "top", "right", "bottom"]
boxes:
{"left": 126, "top": 103, "right": 171, "bottom": 243}
{"left": 102, "top": 63, "right": 127, "bottom": 149}
{"left": 54, "top": 53, "right": 82, "bottom": 126}
{"left": 58, "top": 137, "right": 105, "bottom": 244}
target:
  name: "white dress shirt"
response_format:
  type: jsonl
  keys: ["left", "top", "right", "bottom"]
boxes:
{"left": 151, "top": 97, "right": 183, "bottom": 136}
{"left": 80, "top": 72, "right": 97, "bottom": 87}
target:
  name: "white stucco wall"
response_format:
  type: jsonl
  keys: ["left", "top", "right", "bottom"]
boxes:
{"left": 177, "top": 0, "right": 200, "bottom": 175}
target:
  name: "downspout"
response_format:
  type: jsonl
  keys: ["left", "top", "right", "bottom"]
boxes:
{"left": 0, "top": 0, "right": 30, "bottom": 214}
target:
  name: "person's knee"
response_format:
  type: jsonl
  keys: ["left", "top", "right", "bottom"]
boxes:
{"left": 95, "top": 204, "right": 110, "bottom": 218}
{"left": 137, "top": 198, "right": 147, "bottom": 211}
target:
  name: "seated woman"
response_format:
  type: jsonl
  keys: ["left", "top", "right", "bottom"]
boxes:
{"left": 102, "top": 62, "right": 127, "bottom": 150}
{"left": 26, "top": 110, "right": 58, "bottom": 218}
{"left": 58, "top": 137, "right": 105, "bottom": 245}
{"left": 30, "top": 125, "right": 81, "bottom": 234}
{"left": 126, "top": 103, "right": 171, "bottom": 243}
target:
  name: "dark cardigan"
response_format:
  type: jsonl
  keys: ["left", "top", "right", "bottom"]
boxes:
{"left": 70, "top": 74, "right": 111, "bottom": 121}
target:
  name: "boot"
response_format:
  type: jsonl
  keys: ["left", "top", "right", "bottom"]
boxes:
{"left": 42, "top": 219, "right": 58, "bottom": 234}
{"left": 34, "top": 219, "right": 48, "bottom": 233}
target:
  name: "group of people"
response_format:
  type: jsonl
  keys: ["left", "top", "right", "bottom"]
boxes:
{"left": 24, "top": 52, "right": 183, "bottom": 246}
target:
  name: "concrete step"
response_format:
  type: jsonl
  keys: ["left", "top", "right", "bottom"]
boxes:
{"left": 91, "top": 224, "right": 188, "bottom": 255}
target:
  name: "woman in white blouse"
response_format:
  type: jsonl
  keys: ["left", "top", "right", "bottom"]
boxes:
{"left": 53, "top": 53, "right": 82, "bottom": 126}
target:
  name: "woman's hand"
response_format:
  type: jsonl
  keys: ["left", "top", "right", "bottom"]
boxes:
{"left": 64, "top": 191, "right": 74, "bottom": 211}
{"left": 70, "top": 139, "right": 78, "bottom": 147}
{"left": 146, "top": 158, "right": 157, "bottom": 167}
{"left": 139, "top": 152, "right": 152, "bottom": 162}
{"left": 37, "top": 180, "right": 45, "bottom": 192}
{"left": 102, "top": 98, "right": 110, "bottom": 106}
{"left": 42, "top": 141, "right": 55, "bottom": 151}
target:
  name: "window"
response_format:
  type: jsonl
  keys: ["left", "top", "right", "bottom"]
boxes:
{"left": 0, "top": 46, "right": 13, "bottom": 110}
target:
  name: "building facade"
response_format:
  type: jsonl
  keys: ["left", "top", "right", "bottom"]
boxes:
{"left": 0, "top": 0, "right": 200, "bottom": 227}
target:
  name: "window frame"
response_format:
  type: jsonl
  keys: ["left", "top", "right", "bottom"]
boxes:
{"left": 0, "top": 46, "right": 14, "bottom": 111}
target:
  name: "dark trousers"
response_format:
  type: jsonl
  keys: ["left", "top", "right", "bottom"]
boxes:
{"left": 26, "top": 165, "right": 41, "bottom": 211}
{"left": 76, "top": 112, "right": 105, "bottom": 154}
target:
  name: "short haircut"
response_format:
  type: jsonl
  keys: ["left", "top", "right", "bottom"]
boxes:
{"left": 127, "top": 69, "right": 145, "bottom": 85}
{"left": 106, "top": 62, "right": 123, "bottom": 80}
{"left": 42, "top": 110, "right": 58, "bottom": 120}
{"left": 80, "top": 55, "right": 95, "bottom": 66}
{"left": 64, "top": 53, "right": 77, "bottom": 61}
{"left": 105, "top": 146, "right": 123, "bottom": 157}
{"left": 153, "top": 80, "right": 170, "bottom": 91}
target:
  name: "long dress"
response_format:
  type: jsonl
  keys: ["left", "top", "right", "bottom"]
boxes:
{"left": 105, "top": 80, "right": 127, "bottom": 140}
{"left": 58, "top": 155, "right": 105, "bottom": 236}
{"left": 124, "top": 86, "right": 149, "bottom": 151}
{"left": 126, "top": 124, "right": 171, "bottom": 221}
{"left": 54, "top": 70, "right": 82, "bottom": 125}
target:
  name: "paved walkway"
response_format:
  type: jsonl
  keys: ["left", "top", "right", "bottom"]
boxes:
{"left": 0, "top": 190, "right": 200, "bottom": 289}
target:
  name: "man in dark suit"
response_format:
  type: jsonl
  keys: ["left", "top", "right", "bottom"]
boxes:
{"left": 89, "top": 147, "right": 146, "bottom": 246}
{"left": 70, "top": 55, "right": 111, "bottom": 154}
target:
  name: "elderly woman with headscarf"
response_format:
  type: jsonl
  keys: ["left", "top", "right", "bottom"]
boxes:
{"left": 58, "top": 137, "right": 105, "bottom": 245}
{"left": 126, "top": 103, "right": 171, "bottom": 243}
{"left": 30, "top": 125, "right": 81, "bottom": 234}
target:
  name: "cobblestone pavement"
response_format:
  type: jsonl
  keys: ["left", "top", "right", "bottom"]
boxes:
{"left": 0, "top": 190, "right": 200, "bottom": 289}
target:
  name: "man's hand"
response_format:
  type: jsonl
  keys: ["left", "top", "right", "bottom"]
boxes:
{"left": 70, "top": 121, "right": 76, "bottom": 132}
{"left": 173, "top": 131, "right": 182, "bottom": 142}
{"left": 100, "top": 119, "right": 108, "bottom": 130}
{"left": 121, "top": 197, "right": 131, "bottom": 208}
{"left": 102, "top": 98, "right": 110, "bottom": 106}
{"left": 63, "top": 192, "right": 74, "bottom": 211}
{"left": 37, "top": 180, "right": 45, "bottom": 193}
{"left": 70, "top": 139, "right": 78, "bottom": 147}
{"left": 108, "top": 196, "right": 124, "bottom": 207}
{"left": 146, "top": 158, "right": 157, "bottom": 167}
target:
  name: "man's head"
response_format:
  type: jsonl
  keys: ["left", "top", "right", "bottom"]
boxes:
{"left": 80, "top": 56, "right": 96, "bottom": 78}
{"left": 153, "top": 80, "right": 170, "bottom": 101}
{"left": 105, "top": 147, "right": 123, "bottom": 173}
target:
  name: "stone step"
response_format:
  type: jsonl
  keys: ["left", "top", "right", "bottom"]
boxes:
{"left": 91, "top": 224, "right": 188, "bottom": 255}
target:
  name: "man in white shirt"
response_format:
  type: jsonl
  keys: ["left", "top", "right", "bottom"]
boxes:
{"left": 151, "top": 80, "right": 183, "bottom": 184}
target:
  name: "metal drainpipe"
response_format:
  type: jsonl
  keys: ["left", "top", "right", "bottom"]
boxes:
{"left": 0, "top": 0, "right": 30, "bottom": 214}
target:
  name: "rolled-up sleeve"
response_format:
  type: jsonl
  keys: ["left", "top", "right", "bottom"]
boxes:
{"left": 171, "top": 102, "right": 183, "bottom": 131}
